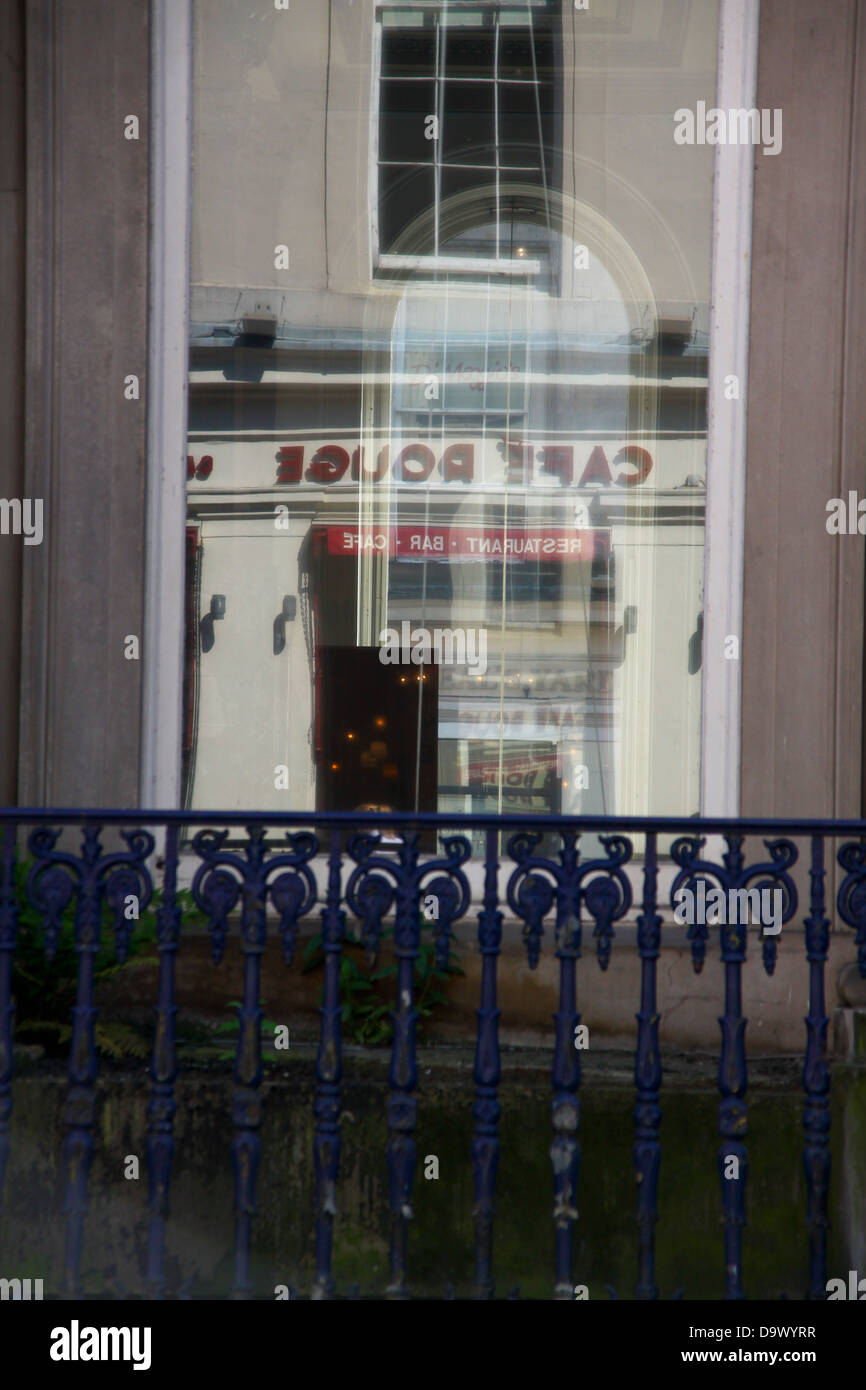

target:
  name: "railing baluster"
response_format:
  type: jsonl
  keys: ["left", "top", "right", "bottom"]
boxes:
{"left": 0, "top": 825, "right": 18, "bottom": 1208}
{"left": 63, "top": 828, "right": 101, "bottom": 1295}
{"left": 633, "top": 831, "right": 662, "bottom": 1300}
{"left": 385, "top": 834, "right": 421, "bottom": 1299}
{"left": 507, "top": 829, "right": 630, "bottom": 1299}
{"left": 146, "top": 824, "right": 181, "bottom": 1298}
{"left": 346, "top": 827, "right": 467, "bottom": 1297}
{"left": 311, "top": 828, "right": 346, "bottom": 1300}
{"left": 551, "top": 831, "right": 581, "bottom": 1301}
{"left": 836, "top": 839, "right": 866, "bottom": 977}
{"left": 62, "top": 826, "right": 102, "bottom": 1297}
{"left": 803, "top": 834, "right": 831, "bottom": 1297}
{"left": 24, "top": 823, "right": 153, "bottom": 1297}
{"left": 471, "top": 826, "right": 503, "bottom": 1299}
{"left": 671, "top": 830, "right": 796, "bottom": 1299}
{"left": 230, "top": 826, "right": 269, "bottom": 1298}
{"left": 717, "top": 834, "right": 748, "bottom": 1300}
{"left": 191, "top": 824, "right": 316, "bottom": 1298}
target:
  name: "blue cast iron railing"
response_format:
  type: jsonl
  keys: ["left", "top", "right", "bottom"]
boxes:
{"left": 1, "top": 808, "right": 865, "bottom": 1300}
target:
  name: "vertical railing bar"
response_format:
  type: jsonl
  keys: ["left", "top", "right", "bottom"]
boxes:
{"left": 229, "top": 826, "right": 267, "bottom": 1298}
{"left": 0, "top": 824, "right": 18, "bottom": 1211}
{"left": 145, "top": 822, "right": 181, "bottom": 1297}
{"left": 633, "top": 830, "right": 662, "bottom": 1299}
{"left": 471, "top": 825, "right": 503, "bottom": 1298}
{"left": 385, "top": 836, "right": 421, "bottom": 1299}
{"left": 551, "top": 832, "right": 581, "bottom": 1300}
{"left": 803, "top": 833, "right": 831, "bottom": 1298}
{"left": 62, "top": 824, "right": 102, "bottom": 1297}
{"left": 311, "top": 827, "right": 346, "bottom": 1299}
{"left": 717, "top": 833, "right": 748, "bottom": 1300}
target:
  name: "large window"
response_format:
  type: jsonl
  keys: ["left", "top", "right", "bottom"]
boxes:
{"left": 184, "top": 0, "right": 719, "bottom": 823}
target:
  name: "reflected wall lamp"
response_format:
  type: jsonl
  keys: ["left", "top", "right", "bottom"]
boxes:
{"left": 200, "top": 594, "right": 225, "bottom": 653}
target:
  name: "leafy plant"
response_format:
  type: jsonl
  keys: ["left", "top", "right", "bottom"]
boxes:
{"left": 213, "top": 1000, "right": 284, "bottom": 1061}
{"left": 301, "top": 916, "right": 463, "bottom": 1046}
{"left": 9, "top": 859, "right": 201, "bottom": 1060}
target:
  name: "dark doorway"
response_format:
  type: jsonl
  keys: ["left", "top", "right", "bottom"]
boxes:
{"left": 316, "top": 644, "right": 438, "bottom": 816}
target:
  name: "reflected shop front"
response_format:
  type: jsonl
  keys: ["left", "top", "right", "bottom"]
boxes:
{"left": 183, "top": 0, "right": 717, "bottom": 826}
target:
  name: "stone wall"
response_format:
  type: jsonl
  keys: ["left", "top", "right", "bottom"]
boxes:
{"left": 2, "top": 1049, "right": 862, "bottom": 1299}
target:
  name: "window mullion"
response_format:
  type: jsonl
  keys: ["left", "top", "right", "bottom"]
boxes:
{"left": 527, "top": 2, "right": 551, "bottom": 231}
{"left": 494, "top": 11, "right": 500, "bottom": 262}
{"left": 434, "top": 12, "right": 444, "bottom": 256}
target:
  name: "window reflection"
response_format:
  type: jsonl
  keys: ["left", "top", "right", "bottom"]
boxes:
{"left": 185, "top": 0, "right": 717, "bottom": 824}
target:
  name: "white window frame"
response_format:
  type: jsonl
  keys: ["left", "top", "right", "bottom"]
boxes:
{"left": 141, "top": 0, "right": 192, "bottom": 809}
{"left": 143, "top": 0, "right": 757, "bottom": 820}
{"left": 700, "top": 0, "right": 758, "bottom": 818}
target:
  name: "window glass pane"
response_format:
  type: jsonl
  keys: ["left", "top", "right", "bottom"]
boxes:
{"left": 444, "top": 29, "right": 495, "bottom": 78}
{"left": 499, "top": 29, "right": 554, "bottom": 78}
{"left": 382, "top": 28, "right": 436, "bottom": 76}
{"left": 186, "top": 0, "right": 719, "bottom": 825}
{"left": 442, "top": 81, "right": 496, "bottom": 162}
{"left": 439, "top": 167, "right": 498, "bottom": 245}
{"left": 498, "top": 81, "right": 548, "bottom": 165}
{"left": 380, "top": 164, "right": 436, "bottom": 253}
{"left": 379, "top": 80, "right": 437, "bottom": 163}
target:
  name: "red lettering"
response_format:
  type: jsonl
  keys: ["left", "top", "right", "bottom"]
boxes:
{"left": 612, "top": 445, "right": 653, "bottom": 487}
{"left": 578, "top": 445, "right": 612, "bottom": 487}
{"left": 441, "top": 443, "right": 474, "bottom": 484}
{"left": 351, "top": 446, "right": 389, "bottom": 482}
{"left": 395, "top": 443, "right": 435, "bottom": 482}
{"left": 307, "top": 445, "right": 350, "bottom": 483}
{"left": 276, "top": 445, "right": 304, "bottom": 483}
{"left": 276, "top": 438, "right": 648, "bottom": 490}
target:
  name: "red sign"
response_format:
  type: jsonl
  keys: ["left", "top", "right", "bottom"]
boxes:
{"left": 326, "top": 525, "right": 607, "bottom": 561}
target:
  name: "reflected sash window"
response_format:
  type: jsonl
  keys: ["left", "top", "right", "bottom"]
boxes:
{"left": 378, "top": 1, "right": 557, "bottom": 278}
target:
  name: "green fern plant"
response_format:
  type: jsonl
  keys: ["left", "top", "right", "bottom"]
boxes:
{"left": 10, "top": 859, "right": 200, "bottom": 1060}
{"left": 213, "top": 1000, "right": 284, "bottom": 1061}
{"left": 301, "top": 914, "right": 463, "bottom": 1046}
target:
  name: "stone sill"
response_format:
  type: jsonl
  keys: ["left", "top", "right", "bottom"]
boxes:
{"left": 93, "top": 926, "right": 864, "bottom": 1056}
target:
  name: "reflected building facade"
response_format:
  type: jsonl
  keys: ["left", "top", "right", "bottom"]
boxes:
{"left": 184, "top": 0, "right": 717, "bottom": 822}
